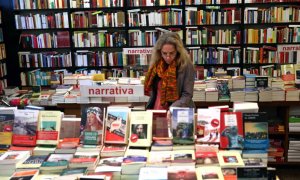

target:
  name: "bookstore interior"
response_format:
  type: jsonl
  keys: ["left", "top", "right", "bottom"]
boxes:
{"left": 0, "top": 0, "right": 300, "bottom": 179}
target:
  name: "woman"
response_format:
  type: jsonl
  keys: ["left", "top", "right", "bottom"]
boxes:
{"left": 144, "top": 32, "right": 195, "bottom": 110}
{"left": 84, "top": 107, "right": 103, "bottom": 144}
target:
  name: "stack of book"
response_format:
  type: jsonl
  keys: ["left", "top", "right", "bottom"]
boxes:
{"left": 285, "top": 88, "right": 300, "bottom": 101}
{"left": 271, "top": 87, "right": 285, "bottom": 101}
{"left": 230, "top": 88, "right": 245, "bottom": 102}
{"left": 258, "top": 87, "right": 272, "bottom": 102}
{"left": 0, "top": 151, "right": 31, "bottom": 176}
{"left": 205, "top": 88, "right": 219, "bottom": 102}
{"left": 288, "top": 138, "right": 300, "bottom": 162}
{"left": 244, "top": 88, "right": 258, "bottom": 101}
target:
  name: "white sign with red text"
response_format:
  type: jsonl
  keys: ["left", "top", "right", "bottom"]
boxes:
{"left": 80, "top": 85, "right": 144, "bottom": 97}
{"left": 123, "top": 48, "right": 152, "bottom": 54}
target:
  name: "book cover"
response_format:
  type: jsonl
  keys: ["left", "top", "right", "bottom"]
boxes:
{"left": 129, "top": 111, "right": 153, "bottom": 147}
{"left": 196, "top": 108, "right": 221, "bottom": 143}
{"left": 41, "top": 153, "right": 74, "bottom": 168}
{"left": 146, "top": 110, "right": 170, "bottom": 139}
{"left": 80, "top": 105, "right": 105, "bottom": 145}
{"left": 100, "top": 144, "right": 127, "bottom": 157}
{"left": 196, "top": 166, "right": 224, "bottom": 180}
{"left": 12, "top": 110, "right": 39, "bottom": 146}
{"left": 17, "top": 155, "right": 48, "bottom": 169}
{"left": 9, "top": 169, "right": 39, "bottom": 180}
{"left": 171, "top": 150, "right": 195, "bottom": 165}
{"left": 171, "top": 108, "right": 194, "bottom": 145}
{"left": 36, "top": 111, "right": 62, "bottom": 145}
{"left": 243, "top": 112, "right": 269, "bottom": 150}
{"left": 104, "top": 106, "right": 130, "bottom": 144}
{"left": 255, "top": 76, "right": 268, "bottom": 88}
{"left": 236, "top": 166, "right": 268, "bottom": 179}
{"left": 217, "top": 151, "right": 244, "bottom": 167}
{"left": 220, "top": 112, "right": 244, "bottom": 149}
{"left": 195, "top": 152, "right": 219, "bottom": 166}
{"left": 0, "top": 150, "right": 30, "bottom": 164}
{"left": 167, "top": 166, "right": 196, "bottom": 180}
{"left": 0, "top": 111, "right": 14, "bottom": 149}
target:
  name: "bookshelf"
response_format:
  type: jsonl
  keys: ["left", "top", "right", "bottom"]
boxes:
{"left": 0, "top": 0, "right": 299, "bottom": 87}
{"left": 0, "top": 7, "right": 8, "bottom": 93}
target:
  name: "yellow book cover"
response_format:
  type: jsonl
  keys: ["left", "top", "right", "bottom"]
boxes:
{"left": 129, "top": 111, "right": 153, "bottom": 147}
{"left": 217, "top": 150, "right": 244, "bottom": 168}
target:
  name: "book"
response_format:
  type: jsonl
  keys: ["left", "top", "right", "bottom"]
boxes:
{"left": 0, "top": 151, "right": 30, "bottom": 165}
{"left": 139, "top": 167, "right": 168, "bottom": 180}
{"left": 12, "top": 109, "right": 39, "bottom": 146}
{"left": 80, "top": 105, "right": 105, "bottom": 145}
{"left": 236, "top": 166, "right": 268, "bottom": 180}
{"left": 100, "top": 144, "right": 127, "bottom": 158}
{"left": 0, "top": 108, "right": 15, "bottom": 149}
{"left": 217, "top": 151, "right": 244, "bottom": 168}
{"left": 167, "top": 166, "right": 196, "bottom": 180}
{"left": 36, "top": 111, "right": 63, "bottom": 145}
{"left": 196, "top": 166, "right": 224, "bottom": 180}
{"left": 196, "top": 108, "right": 221, "bottom": 143}
{"left": 104, "top": 106, "right": 130, "bottom": 144}
{"left": 40, "top": 153, "right": 74, "bottom": 173}
{"left": 16, "top": 155, "right": 48, "bottom": 169}
{"left": 243, "top": 112, "right": 269, "bottom": 150}
{"left": 171, "top": 107, "right": 194, "bottom": 145}
{"left": 220, "top": 112, "right": 244, "bottom": 149}
{"left": 129, "top": 111, "right": 153, "bottom": 147}
{"left": 60, "top": 117, "right": 81, "bottom": 139}
{"left": 171, "top": 149, "right": 195, "bottom": 166}
{"left": 9, "top": 169, "right": 39, "bottom": 180}
{"left": 146, "top": 109, "right": 170, "bottom": 139}
{"left": 59, "top": 167, "right": 88, "bottom": 179}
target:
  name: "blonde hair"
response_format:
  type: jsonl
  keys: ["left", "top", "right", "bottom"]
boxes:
{"left": 150, "top": 32, "right": 192, "bottom": 72}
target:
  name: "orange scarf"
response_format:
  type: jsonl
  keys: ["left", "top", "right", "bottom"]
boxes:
{"left": 144, "top": 59, "right": 178, "bottom": 106}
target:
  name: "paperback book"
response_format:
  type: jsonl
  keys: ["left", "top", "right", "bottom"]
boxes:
{"left": 171, "top": 107, "right": 194, "bottom": 145}
{"left": 80, "top": 105, "right": 105, "bottom": 145}
{"left": 104, "top": 106, "right": 130, "bottom": 144}
{"left": 243, "top": 112, "right": 269, "bottom": 150}
{"left": 36, "top": 111, "right": 63, "bottom": 145}
{"left": 129, "top": 111, "right": 153, "bottom": 147}
{"left": 196, "top": 108, "right": 221, "bottom": 143}
{"left": 0, "top": 108, "right": 15, "bottom": 149}
{"left": 12, "top": 110, "right": 39, "bottom": 146}
{"left": 220, "top": 111, "right": 244, "bottom": 149}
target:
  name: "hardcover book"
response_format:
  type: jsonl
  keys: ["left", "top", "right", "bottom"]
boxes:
{"left": 171, "top": 107, "right": 194, "bottom": 145}
{"left": 12, "top": 110, "right": 39, "bottom": 146}
{"left": 243, "top": 112, "right": 269, "bottom": 150}
{"left": 220, "top": 112, "right": 244, "bottom": 149}
{"left": 196, "top": 108, "right": 221, "bottom": 143}
{"left": 36, "top": 111, "right": 63, "bottom": 145}
{"left": 236, "top": 166, "right": 268, "bottom": 180}
{"left": 104, "top": 106, "right": 130, "bottom": 144}
{"left": 80, "top": 105, "right": 105, "bottom": 145}
{"left": 129, "top": 111, "right": 153, "bottom": 147}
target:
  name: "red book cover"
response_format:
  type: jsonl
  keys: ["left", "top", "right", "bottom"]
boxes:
{"left": 220, "top": 112, "right": 243, "bottom": 149}
{"left": 12, "top": 110, "right": 39, "bottom": 146}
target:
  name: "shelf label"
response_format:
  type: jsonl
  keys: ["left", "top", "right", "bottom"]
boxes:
{"left": 278, "top": 44, "right": 300, "bottom": 52}
{"left": 123, "top": 48, "right": 152, "bottom": 55}
{"left": 80, "top": 85, "right": 144, "bottom": 97}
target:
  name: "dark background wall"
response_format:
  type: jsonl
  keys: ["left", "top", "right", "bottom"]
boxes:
{"left": 0, "top": 1, "right": 20, "bottom": 87}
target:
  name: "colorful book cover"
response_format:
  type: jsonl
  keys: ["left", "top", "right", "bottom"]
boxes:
{"left": 9, "top": 170, "right": 39, "bottom": 180}
{"left": 36, "top": 111, "right": 62, "bottom": 145}
{"left": 195, "top": 152, "right": 219, "bottom": 166}
{"left": 12, "top": 110, "right": 39, "bottom": 146}
{"left": 196, "top": 108, "right": 221, "bottom": 143}
{"left": 0, "top": 112, "right": 14, "bottom": 149}
{"left": 17, "top": 155, "right": 48, "bottom": 168}
{"left": 220, "top": 112, "right": 244, "bottom": 149}
{"left": 171, "top": 108, "right": 194, "bottom": 145}
{"left": 129, "top": 111, "right": 153, "bottom": 147}
{"left": 243, "top": 112, "right": 269, "bottom": 150}
{"left": 104, "top": 106, "right": 130, "bottom": 144}
{"left": 80, "top": 105, "right": 105, "bottom": 145}
{"left": 168, "top": 166, "right": 196, "bottom": 180}
{"left": 217, "top": 151, "right": 244, "bottom": 167}
{"left": 41, "top": 153, "right": 74, "bottom": 168}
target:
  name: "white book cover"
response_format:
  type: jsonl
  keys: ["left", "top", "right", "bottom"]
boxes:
{"left": 196, "top": 108, "right": 221, "bottom": 143}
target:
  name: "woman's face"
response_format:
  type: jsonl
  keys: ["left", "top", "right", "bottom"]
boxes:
{"left": 87, "top": 112, "right": 97, "bottom": 126}
{"left": 136, "top": 124, "right": 143, "bottom": 134}
{"left": 161, "top": 44, "right": 177, "bottom": 64}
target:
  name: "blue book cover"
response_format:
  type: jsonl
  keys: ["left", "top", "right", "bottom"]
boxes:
{"left": 171, "top": 108, "right": 194, "bottom": 145}
{"left": 243, "top": 112, "right": 269, "bottom": 150}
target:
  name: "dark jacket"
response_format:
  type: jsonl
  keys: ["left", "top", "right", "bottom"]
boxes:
{"left": 146, "top": 62, "right": 195, "bottom": 109}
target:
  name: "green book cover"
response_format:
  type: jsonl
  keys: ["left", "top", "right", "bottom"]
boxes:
{"left": 83, "top": 131, "right": 98, "bottom": 145}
